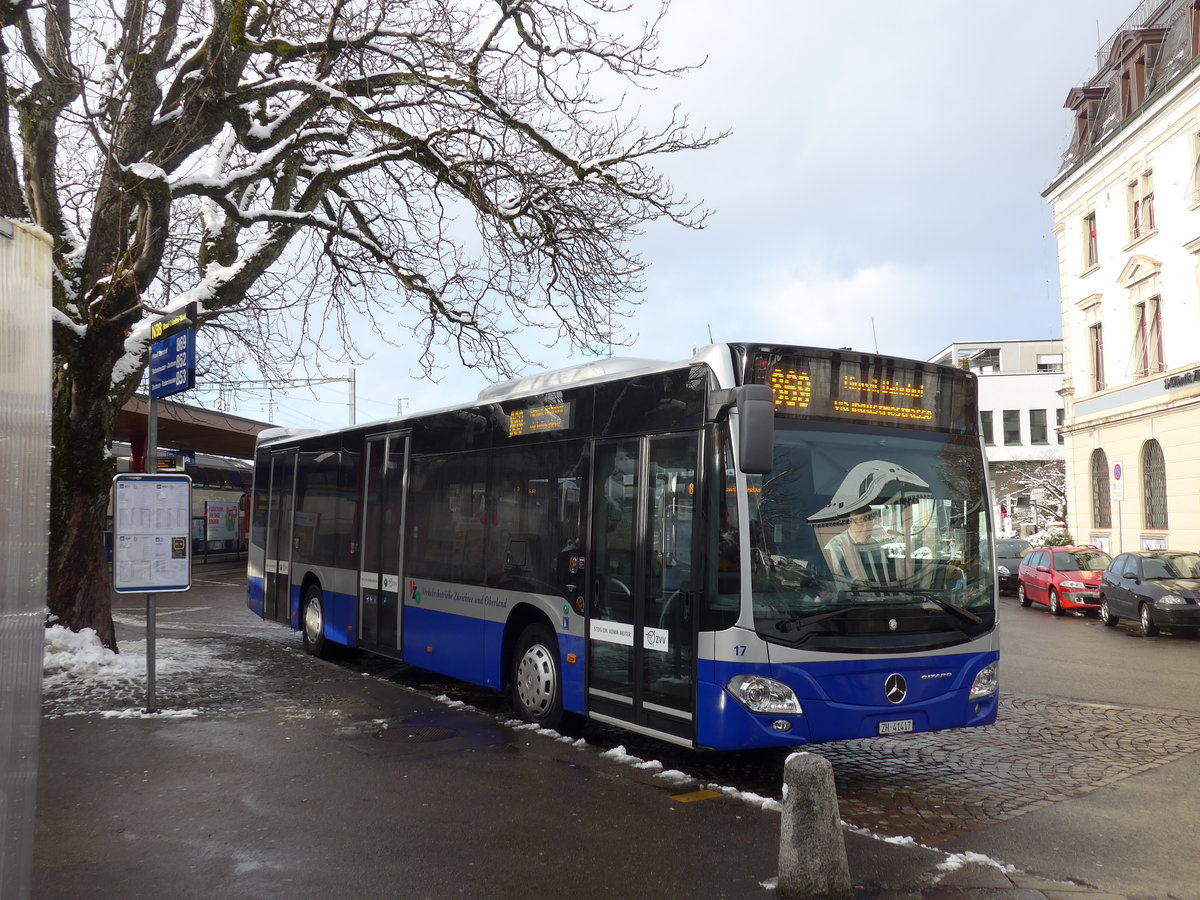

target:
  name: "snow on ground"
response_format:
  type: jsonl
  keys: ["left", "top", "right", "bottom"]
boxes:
{"left": 937, "top": 851, "right": 1016, "bottom": 875}
{"left": 41, "top": 624, "right": 276, "bottom": 718}
{"left": 597, "top": 743, "right": 783, "bottom": 810}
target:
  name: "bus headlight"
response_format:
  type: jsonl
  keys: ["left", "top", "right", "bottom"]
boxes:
{"left": 727, "top": 675, "right": 803, "bottom": 715}
{"left": 969, "top": 662, "right": 998, "bottom": 701}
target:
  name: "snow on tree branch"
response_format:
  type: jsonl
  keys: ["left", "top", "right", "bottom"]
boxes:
{"left": 1, "top": 0, "right": 719, "bottom": 385}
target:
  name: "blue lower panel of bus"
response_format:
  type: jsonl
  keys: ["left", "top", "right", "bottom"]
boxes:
{"left": 247, "top": 576, "right": 263, "bottom": 617}
{"left": 248, "top": 583, "right": 587, "bottom": 714}
{"left": 560, "top": 633, "right": 585, "bottom": 716}
{"left": 403, "top": 605, "right": 494, "bottom": 685}
{"left": 323, "top": 588, "right": 356, "bottom": 646}
{"left": 400, "top": 605, "right": 586, "bottom": 715}
{"left": 697, "top": 651, "right": 998, "bottom": 751}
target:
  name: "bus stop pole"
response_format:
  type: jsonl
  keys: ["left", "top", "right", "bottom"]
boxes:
{"left": 146, "top": 390, "right": 158, "bottom": 714}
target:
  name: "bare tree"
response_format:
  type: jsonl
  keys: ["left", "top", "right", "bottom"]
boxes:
{"left": 0, "top": 0, "right": 719, "bottom": 648}
{"left": 996, "top": 460, "right": 1068, "bottom": 531}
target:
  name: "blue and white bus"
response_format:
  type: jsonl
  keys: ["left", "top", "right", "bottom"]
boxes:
{"left": 247, "top": 343, "right": 998, "bottom": 750}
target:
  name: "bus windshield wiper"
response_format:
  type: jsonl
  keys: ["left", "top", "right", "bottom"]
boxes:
{"left": 825, "top": 586, "right": 984, "bottom": 625}
{"left": 906, "top": 592, "right": 983, "bottom": 625}
{"left": 774, "top": 607, "right": 856, "bottom": 633}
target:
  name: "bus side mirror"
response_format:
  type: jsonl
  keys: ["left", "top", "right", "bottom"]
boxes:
{"left": 710, "top": 385, "right": 775, "bottom": 476}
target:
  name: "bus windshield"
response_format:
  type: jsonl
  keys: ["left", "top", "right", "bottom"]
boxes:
{"left": 743, "top": 421, "right": 994, "bottom": 650}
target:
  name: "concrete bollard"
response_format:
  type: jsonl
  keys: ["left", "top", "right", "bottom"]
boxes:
{"left": 777, "top": 752, "right": 853, "bottom": 899}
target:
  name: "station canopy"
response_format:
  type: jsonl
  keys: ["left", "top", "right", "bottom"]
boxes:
{"left": 114, "top": 394, "right": 274, "bottom": 462}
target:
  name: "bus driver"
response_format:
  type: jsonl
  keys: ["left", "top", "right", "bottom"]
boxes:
{"left": 809, "top": 460, "right": 932, "bottom": 585}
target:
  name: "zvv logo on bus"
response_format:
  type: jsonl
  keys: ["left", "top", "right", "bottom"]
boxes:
{"left": 643, "top": 627, "right": 670, "bottom": 653}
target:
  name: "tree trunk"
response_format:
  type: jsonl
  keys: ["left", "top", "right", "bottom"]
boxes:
{"left": 48, "top": 328, "right": 135, "bottom": 651}
{"left": 48, "top": 460, "right": 117, "bottom": 650}
{"left": 0, "top": 63, "right": 27, "bottom": 216}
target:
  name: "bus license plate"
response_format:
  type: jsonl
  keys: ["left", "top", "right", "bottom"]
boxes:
{"left": 878, "top": 719, "right": 914, "bottom": 736}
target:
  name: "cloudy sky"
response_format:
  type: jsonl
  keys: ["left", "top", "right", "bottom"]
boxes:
{"left": 206, "top": 0, "right": 1140, "bottom": 429}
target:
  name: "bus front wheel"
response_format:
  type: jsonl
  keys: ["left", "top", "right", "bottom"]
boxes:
{"left": 510, "top": 623, "right": 563, "bottom": 729}
{"left": 302, "top": 584, "right": 329, "bottom": 658}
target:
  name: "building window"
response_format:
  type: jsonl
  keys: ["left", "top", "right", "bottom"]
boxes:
{"left": 1036, "top": 353, "right": 1064, "bottom": 372}
{"left": 1091, "top": 449, "right": 1112, "bottom": 529}
{"left": 966, "top": 348, "right": 1000, "bottom": 374}
{"left": 1194, "top": 2, "right": 1200, "bottom": 58}
{"left": 1029, "top": 409, "right": 1048, "bottom": 445}
{"left": 1083, "top": 212, "right": 1098, "bottom": 268}
{"left": 1132, "top": 296, "right": 1164, "bottom": 377}
{"left": 1128, "top": 171, "right": 1155, "bottom": 241}
{"left": 980, "top": 411, "right": 994, "bottom": 446}
{"left": 1121, "top": 70, "right": 1135, "bottom": 117}
{"left": 1056, "top": 408, "right": 1064, "bottom": 444}
{"left": 1189, "top": 131, "right": 1200, "bottom": 204}
{"left": 1089, "top": 323, "right": 1105, "bottom": 391}
{"left": 1142, "top": 439, "right": 1168, "bottom": 529}
{"left": 1003, "top": 410, "right": 1021, "bottom": 446}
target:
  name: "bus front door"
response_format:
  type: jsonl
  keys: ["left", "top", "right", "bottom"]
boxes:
{"left": 264, "top": 450, "right": 297, "bottom": 625}
{"left": 588, "top": 434, "right": 698, "bottom": 744}
{"left": 357, "top": 433, "right": 409, "bottom": 656}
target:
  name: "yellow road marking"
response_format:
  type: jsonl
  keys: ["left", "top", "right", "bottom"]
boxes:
{"left": 671, "top": 789, "right": 724, "bottom": 803}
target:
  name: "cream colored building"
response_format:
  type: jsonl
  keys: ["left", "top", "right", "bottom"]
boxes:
{"left": 1044, "top": 0, "right": 1200, "bottom": 556}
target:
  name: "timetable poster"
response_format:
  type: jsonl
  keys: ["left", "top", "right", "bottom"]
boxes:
{"left": 112, "top": 474, "right": 192, "bottom": 593}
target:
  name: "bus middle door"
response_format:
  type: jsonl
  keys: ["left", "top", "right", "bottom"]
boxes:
{"left": 588, "top": 433, "right": 698, "bottom": 744}
{"left": 357, "top": 433, "right": 409, "bottom": 656}
{"left": 264, "top": 449, "right": 297, "bottom": 626}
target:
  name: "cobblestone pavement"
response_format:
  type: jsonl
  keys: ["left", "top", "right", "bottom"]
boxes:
{"left": 45, "top": 621, "right": 1200, "bottom": 850}
{"left": 808, "top": 694, "right": 1200, "bottom": 843}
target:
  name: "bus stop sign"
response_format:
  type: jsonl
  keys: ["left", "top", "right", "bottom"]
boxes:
{"left": 148, "top": 303, "right": 197, "bottom": 399}
{"left": 149, "top": 328, "right": 195, "bottom": 398}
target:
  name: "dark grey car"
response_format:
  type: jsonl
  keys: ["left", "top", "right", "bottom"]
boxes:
{"left": 995, "top": 538, "right": 1032, "bottom": 593}
{"left": 1099, "top": 551, "right": 1200, "bottom": 636}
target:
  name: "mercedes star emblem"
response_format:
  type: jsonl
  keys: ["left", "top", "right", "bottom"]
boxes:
{"left": 884, "top": 673, "right": 908, "bottom": 705}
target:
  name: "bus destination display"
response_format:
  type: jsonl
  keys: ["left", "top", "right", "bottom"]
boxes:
{"left": 751, "top": 351, "right": 972, "bottom": 431}
{"left": 507, "top": 399, "right": 574, "bottom": 437}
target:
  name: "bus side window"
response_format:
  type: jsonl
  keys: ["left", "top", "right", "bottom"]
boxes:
{"left": 483, "top": 441, "right": 585, "bottom": 596}
{"left": 408, "top": 454, "right": 487, "bottom": 585}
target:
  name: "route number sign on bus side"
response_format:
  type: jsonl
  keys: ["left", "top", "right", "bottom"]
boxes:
{"left": 112, "top": 474, "right": 192, "bottom": 593}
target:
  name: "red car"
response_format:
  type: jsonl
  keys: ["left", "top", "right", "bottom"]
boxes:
{"left": 1017, "top": 546, "right": 1113, "bottom": 616}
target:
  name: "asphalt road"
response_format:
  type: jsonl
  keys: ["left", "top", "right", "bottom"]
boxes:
{"left": 110, "top": 567, "right": 1200, "bottom": 899}
{"left": 998, "top": 589, "right": 1200, "bottom": 713}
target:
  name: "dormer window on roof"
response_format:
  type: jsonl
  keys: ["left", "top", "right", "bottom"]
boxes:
{"left": 1059, "top": 1, "right": 1200, "bottom": 171}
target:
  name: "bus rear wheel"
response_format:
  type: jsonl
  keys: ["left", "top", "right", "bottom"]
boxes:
{"left": 510, "top": 623, "right": 563, "bottom": 729}
{"left": 302, "top": 584, "right": 329, "bottom": 658}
